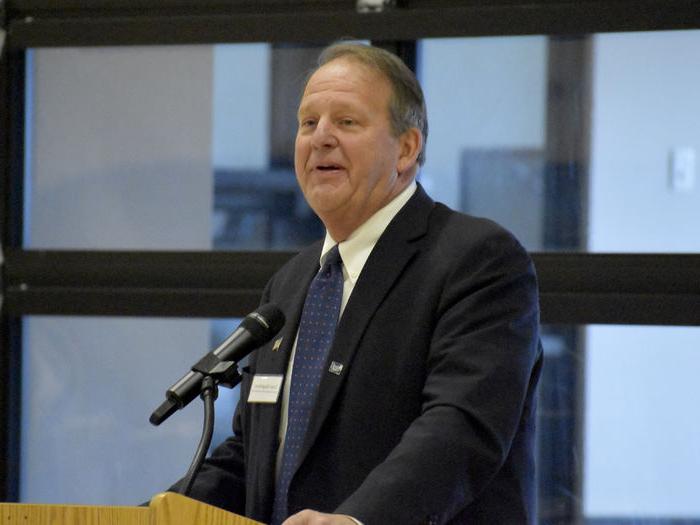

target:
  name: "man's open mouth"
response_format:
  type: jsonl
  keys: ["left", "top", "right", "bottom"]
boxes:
{"left": 316, "top": 164, "right": 343, "bottom": 171}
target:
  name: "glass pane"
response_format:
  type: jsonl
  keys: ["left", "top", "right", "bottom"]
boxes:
{"left": 21, "top": 315, "right": 244, "bottom": 505}
{"left": 24, "top": 45, "right": 215, "bottom": 250}
{"left": 419, "top": 35, "right": 552, "bottom": 252}
{"left": 588, "top": 31, "right": 700, "bottom": 253}
{"left": 583, "top": 325, "right": 700, "bottom": 522}
{"left": 418, "top": 30, "right": 700, "bottom": 253}
{"left": 538, "top": 324, "right": 700, "bottom": 525}
{"left": 24, "top": 43, "right": 326, "bottom": 251}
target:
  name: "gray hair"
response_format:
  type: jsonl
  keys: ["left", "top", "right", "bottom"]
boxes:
{"left": 314, "top": 42, "right": 428, "bottom": 166}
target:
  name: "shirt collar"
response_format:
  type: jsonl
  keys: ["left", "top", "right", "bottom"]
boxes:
{"left": 320, "top": 181, "right": 417, "bottom": 284}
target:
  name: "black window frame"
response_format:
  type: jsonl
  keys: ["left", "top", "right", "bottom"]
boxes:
{"left": 2, "top": 0, "right": 700, "bottom": 513}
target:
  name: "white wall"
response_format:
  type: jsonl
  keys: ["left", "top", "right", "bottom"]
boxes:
{"left": 584, "top": 326, "right": 700, "bottom": 517}
{"left": 23, "top": 45, "right": 214, "bottom": 505}
{"left": 27, "top": 46, "right": 213, "bottom": 251}
{"left": 211, "top": 44, "right": 270, "bottom": 170}
{"left": 584, "top": 30, "right": 700, "bottom": 519}
{"left": 588, "top": 31, "right": 700, "bottom": 253}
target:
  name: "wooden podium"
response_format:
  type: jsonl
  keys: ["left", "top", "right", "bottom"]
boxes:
{"left": 0, "top": 491, "right": 264, "bottom": 525}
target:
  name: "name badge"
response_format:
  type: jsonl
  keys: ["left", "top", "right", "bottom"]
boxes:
{"left": 247, "top": 375, "right": 284, "bottom": 404}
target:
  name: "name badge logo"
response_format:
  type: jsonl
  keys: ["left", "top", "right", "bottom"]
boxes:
{"left": 328, "top": 361, "right": 344, "bottom": 375}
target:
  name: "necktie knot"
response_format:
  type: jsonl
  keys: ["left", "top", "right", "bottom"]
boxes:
{"left": 321, "top": 245, "right": 343, "bottom": 278}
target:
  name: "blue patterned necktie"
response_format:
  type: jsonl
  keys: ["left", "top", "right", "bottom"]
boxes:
{"left": 271, "top": 245, "right": 344, "bottom": 525}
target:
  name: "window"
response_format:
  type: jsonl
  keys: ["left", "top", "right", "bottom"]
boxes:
{"left": 3, "top": 3, "right": 699, "bottom": 524}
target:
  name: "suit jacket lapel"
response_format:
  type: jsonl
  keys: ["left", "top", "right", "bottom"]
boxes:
{"left": 247, "top": 241, "right": 322, "bottom": 518}
{"left": 254, "top": 239, "right": 324, "bottom": 376}
{"left": 297, "top": 185, "right": 435, "bottom": 468}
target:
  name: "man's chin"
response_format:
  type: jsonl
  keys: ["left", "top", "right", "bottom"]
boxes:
{"left": 306, "top": 188, "right": 349, "bottom": 213}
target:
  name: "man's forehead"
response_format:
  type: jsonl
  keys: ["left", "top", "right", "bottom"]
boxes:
{"left": 298, "top": 58, "right": 391, "bottom": 109}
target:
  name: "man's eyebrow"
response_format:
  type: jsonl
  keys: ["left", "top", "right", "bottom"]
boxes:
{"left": 296, "top": 100, "right": 368, "bottom": 122}
{"left": 304, "top": 101, "right": 362, "bottom": 113}
{"left": 297, "top": 101, "right": 315, "bottom": 116}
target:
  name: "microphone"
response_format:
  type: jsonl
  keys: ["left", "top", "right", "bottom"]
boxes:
{"left": 149, "top": 303, "right": 285, "bottom": 426}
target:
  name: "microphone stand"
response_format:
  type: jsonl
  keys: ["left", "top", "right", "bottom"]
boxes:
{"left": 179, "top": 355, "right": 243, "bottom": 497}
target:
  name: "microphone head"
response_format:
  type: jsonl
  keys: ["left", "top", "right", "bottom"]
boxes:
{"left": 242, "top": 303, "right": 285, "bottom": 342}
{"left": 150, "top": 398, "right": 179, "bottom": 426}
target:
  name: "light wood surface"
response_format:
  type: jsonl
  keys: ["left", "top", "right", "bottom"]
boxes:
{"left": 0, "top": 492, "right": 264, "bottom": 525}
{"left": 150, "top": 492, "right": 264, "bottom": 525}
{"left": 0, "top": 500, "right": 149, "bottom": 524}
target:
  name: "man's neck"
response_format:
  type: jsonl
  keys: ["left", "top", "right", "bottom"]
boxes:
{"left": 323, "top": 177, "right": 417, "bottom": 241}
{"left": 324, "top": 180, "right": 417, "bottom": 244}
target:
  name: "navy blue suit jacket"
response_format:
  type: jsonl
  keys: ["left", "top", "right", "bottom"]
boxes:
{"left": 179, "top": 185, "right": 542, "bottom": 524}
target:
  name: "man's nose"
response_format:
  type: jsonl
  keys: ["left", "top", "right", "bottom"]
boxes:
{"left": 311, "top": 118, "right": 338, "bottom": 149}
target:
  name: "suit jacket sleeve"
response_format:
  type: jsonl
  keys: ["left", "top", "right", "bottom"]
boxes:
{"left": 335, "top": 221, "right": 541, "bottom": 524}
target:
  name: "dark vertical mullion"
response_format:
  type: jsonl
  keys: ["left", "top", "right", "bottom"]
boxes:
{"left": 371, "top": 40, "right": 417, "bottom": 73}
{"left": 541, "top": 35, "right": 593, "bottom": 525}
{"left": 2, "top": 51, "right": 26, "bottom": 247}
{"left": 544, "top": 35, "right": 592, "bottom": 250}
{"left": 0, "top": 317, "right": 22, "bottom": 502}
{"left": 371, "top": 0, "right": 418, "bottom": 71}
{"left": 0, "top": 44, "right": 27, "bottom": 502}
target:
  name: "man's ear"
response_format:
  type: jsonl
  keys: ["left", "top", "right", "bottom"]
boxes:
{"left": 396, "top": 127, "right": 423, "bottom": 175}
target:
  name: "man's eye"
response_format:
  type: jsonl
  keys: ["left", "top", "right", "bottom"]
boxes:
{"left": 340, "top": 118, "right": 354, "bottom": 126}
{"left": 300, "top": 119, "right": 316, "bottom": 128}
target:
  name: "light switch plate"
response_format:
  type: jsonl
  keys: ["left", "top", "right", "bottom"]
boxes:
{"left": 669, "top": 147, "right": 696, "bottom": 192}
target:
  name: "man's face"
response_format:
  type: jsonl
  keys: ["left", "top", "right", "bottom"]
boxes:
{"left": 294, "top": 58, "right": 416, "bottom": 240}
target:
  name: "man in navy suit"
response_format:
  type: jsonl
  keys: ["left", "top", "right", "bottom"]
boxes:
{"left": 177, "top": 42, "right": 542, "bottom": 525}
